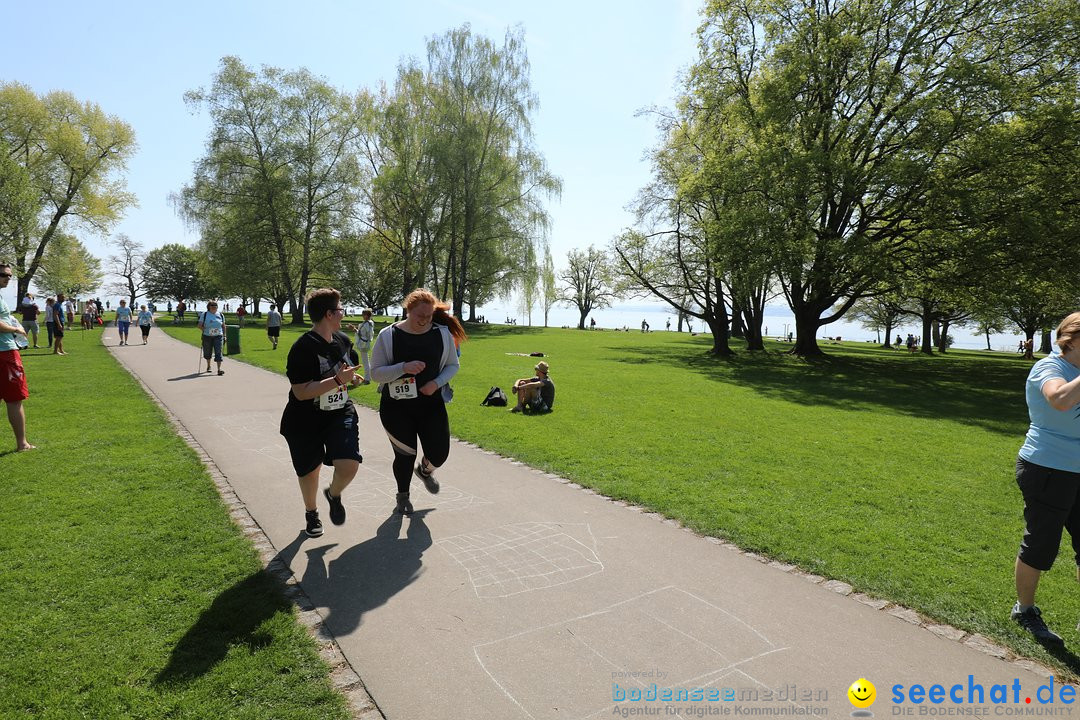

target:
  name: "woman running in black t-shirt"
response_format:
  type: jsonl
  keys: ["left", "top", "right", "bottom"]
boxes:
{"left": 370, "top": 289, "right": 466, "bottom": 515}
{"left": 280, "top": 288, "right": 363, "bottom": 537}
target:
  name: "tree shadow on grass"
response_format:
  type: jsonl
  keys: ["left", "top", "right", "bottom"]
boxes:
{"left": 153, "top": 533, "right": 308, "bottom": 686}
{"left": 608, "top": 343, "right": 1032, "bottom": 437}
{"left": 460, "top": 324, "right": 544, "bottom": 339}
{"left": 296, "top": 510, "right": 433, "bottom": 638}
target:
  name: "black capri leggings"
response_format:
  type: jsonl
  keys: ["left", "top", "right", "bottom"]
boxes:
{"left": 380, "top": 396, "right": 450, "bottom": 493}
{"left": 1016, "top": 457, "right": 1080, "bottom": 571}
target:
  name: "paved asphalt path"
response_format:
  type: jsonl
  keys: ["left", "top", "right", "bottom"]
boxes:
{"left": 105, "top": 327, "right": 1072, "bottom": 719}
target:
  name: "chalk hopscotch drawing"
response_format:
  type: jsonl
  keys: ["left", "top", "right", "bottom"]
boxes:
{"left": 439, "top": 522, "right": 603, "bottom": 599}
{"left": 210, "top": 411, "right": 292, "bottom": 466}
{"left": 473, "top": 586, "right": 789, "bottom": 720}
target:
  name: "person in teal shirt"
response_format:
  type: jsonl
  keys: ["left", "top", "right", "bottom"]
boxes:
{"left": 1011, "top": 311, "right": 1080, "bottom": 647}
{"left": 198, "top": 301, "right": 226, "bottom": 375}
{"left": 115, "top": 299, "right": 132, "bottom": 345}
{"left": 137, "top": 305, "right": 154, "bottom": 345}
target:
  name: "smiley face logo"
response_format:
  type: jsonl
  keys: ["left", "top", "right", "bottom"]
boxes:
{"left": 848, "top": 678, "right": 876, "bottom": 709}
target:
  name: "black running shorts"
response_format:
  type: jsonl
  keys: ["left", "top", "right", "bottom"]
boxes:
{"left": 284, "top": 412, "right": 363, "bottom": 477}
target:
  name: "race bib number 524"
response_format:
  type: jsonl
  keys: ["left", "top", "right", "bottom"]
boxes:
{"left": 318, "top": 387, "right": 348, "bottom": 411}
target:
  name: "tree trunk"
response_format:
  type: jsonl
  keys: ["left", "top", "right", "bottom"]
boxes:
{"left": 706, "top": 316, "right": 734, "bottom": 356}
{"left": 931, "top": 321, "right": 941, "bottom": 347}
{"left": 883, "top": 318, "right": 894, "bottom": 349}
{"left": 291, "top": 293, "right": 306, "bottom": 324}
{"left": 17, "top": 199, "right": 71, "bottom": 301}
{"left": 744, "top": 325, "right": 764, "bottom": 351}
{"left": 577, "top": 307, "right": 588, "bottom": 330}
{"left": 741, "top": 309, "right": 765, "bottom": 351}
{"left": 985, "top": 330, "right": 991, "bottom": 351}
{"left": 921, "top": 310, "right": 934, "bottom": 355}
{"left": 790, "top": 308, "right": 823, "bottom": 356}
{"left": 937, "top": 321, "right": 951, "bottom": 353}
{"left": 729, "top": 299, "right": 745, "bottom": 339}
{"left": 1040, "top": 330, "right": 1052, "bottom": 355}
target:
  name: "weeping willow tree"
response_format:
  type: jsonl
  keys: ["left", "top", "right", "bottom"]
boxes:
{"left": 356, "top": 25, "right": 560, "bottom": 316}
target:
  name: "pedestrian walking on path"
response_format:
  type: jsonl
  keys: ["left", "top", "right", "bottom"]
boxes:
{"left": 279, "top": 288, "right": 364, "bottom": 537}
{"left": 198, "top": 301, "right": 226, "bottom": 375}
{"left": 1011, "top": 311, "right": 1080, "bottom": 646}
{"left": 349, "top": 308, "right": 375, "bottom": 384}
{"left": 115, "top": 299, "right": 132, "bottom": 345}
{"left": 137, "top": 304, "right": 154, "bottom": 344}
{"left": 266, "top": 303, "right": 282, "bottom": 350}
{"left": 370, "top": 288, "right": 466, "bottom": 515}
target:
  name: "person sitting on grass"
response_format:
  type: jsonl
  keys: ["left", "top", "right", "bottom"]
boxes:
{"left": 510, "top": 361, "right": 555, "bottom": 414}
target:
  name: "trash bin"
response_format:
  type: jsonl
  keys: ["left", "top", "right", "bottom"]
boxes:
{"left": 225, "top": 324, "right": 241, "bottom": 355}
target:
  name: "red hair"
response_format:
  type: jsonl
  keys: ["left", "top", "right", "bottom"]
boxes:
{"left": 404, "top": 289, "right": 467, "bottom": 345}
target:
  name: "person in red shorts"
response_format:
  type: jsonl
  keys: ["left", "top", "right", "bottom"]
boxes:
{"left": 0, "top": 263, "right": 34, "bottom": 451}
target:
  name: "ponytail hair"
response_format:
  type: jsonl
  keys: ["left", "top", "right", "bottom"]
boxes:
{"left": 403, "top": 288, "right": 467, "bottom": 346}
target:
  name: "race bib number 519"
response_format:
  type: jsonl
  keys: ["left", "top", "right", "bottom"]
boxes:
{"left": 389, "top": 377, "right": 418, "bottom": 399}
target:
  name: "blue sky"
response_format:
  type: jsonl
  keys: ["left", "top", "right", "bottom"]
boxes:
{"left": 2, "top": 2, "right": 1027, "bottom": 347}
{"left": 2, "top": 0, "right": 701, "bottom": 266}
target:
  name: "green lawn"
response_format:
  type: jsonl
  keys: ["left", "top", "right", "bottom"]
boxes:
{"left": 162, "top": 316, "right": 1080, "bottom": 675}
{"left": 0, "top": 329, "right": 348, "bottom": 720}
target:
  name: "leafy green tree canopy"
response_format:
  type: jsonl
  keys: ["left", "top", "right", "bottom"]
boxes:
{"left": 0, "top": 82, "right": 135, "bottom": 299}
{"left": 142, "top": 244, "right": 204, "bottom": 303}
{"left": 35, "top": 233, "right": 103, "bottom": 298}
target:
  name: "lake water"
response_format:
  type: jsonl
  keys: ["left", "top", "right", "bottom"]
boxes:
{"left": 475, "top": 301, "right": 1031, "bottom": 353}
